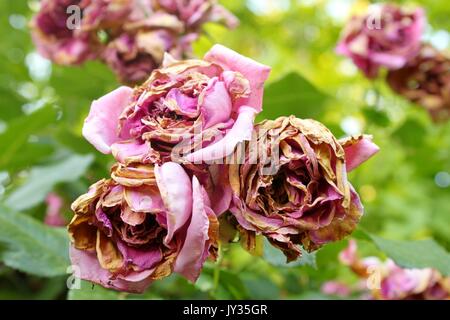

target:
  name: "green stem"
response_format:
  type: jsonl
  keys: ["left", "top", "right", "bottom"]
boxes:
{"left": 212, "top": 242, "right": 223, "bottom": 295}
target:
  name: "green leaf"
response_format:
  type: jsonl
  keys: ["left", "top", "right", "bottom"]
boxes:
{"left": 362, "top": 107, "right": 390, "bottom": 127}
{"left": 263, "top": 238, "right": 317, "bottom": 268}
{"left": 242, "top": 274, "right": 280, "bottom": 299}
{"left": 214, "top": 269, "right": 249, "bottom": 299}
{"left": 5, "top": 153, "right": 94, "bottom": 211}
{"left": 0, "top": 205, "right": 70, "bottom": 277}
{"left": 261, "top": 72, "right": 329, "bottom": 121}
{"left": 392, "top": 118, "right": 427, "bottom": 148}
{"left": 369, "top": 235, "right": 450, "bottom": 276}
{"left": 0, "top": 105, "right": 57, "bottom": 169}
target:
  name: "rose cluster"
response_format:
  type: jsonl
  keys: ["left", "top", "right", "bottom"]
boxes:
{"left": 70, "top": 44, "right": 379, "bottom": 293}
{"left": 323, "top": 240, "right": 450, "bottom": 300}
{"left": 336, "top": 3, "right": 450, "bottom": 122}
{"left": 31, "top": 0, "right": 238, "bottom": 84}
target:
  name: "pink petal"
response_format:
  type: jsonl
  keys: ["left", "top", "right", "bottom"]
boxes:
{"left": 111, "top": 140, "right": 149, "bottom": 164}
{"left": 69, "top": 246, "right": 153, "bottom": 293}
{"left": 116, "top": 241, "right": 163, "bottom": 271}
{"left": 204, "top": 44, "right": 271, "bottom": 112}
{"left": 174, "top": 176, "right": 211, "bottom": 282}
{"left": 186, "top": 106, "right": 256, "bottom": 162}
{"left": 120, "top": 206, "right": 146, "bottom": 226}
{"left": 124, "top": 186, "right": 165, "bottom": 213}
{"left": 370, "top": 52, "right": 407, "bottom": 69}
{"left": 341, "top": 136, "right": 380, "bottom": 172}
{"left": 155, "top": 162, "right": 193, "bottom": 245}
{"left": 339, "top": 239, "right": 358, "bottom": 265}
{"left": 83, "top": 86, "right": 133, "bottom": 154}
{"left": 200, "top": 79, "right": 232, "bottom": 129}
{"left": 207, "top": 164, "right": 232, "bottom": 215}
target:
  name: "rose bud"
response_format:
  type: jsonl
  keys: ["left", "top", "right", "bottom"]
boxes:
{"left": 336, "top": 4, "right": 426, "bottom": 78}
{"left": 82, "top": 44, "right": 271, "bottom": 165}
{"left": 30, "top": 0, "right": 98, "bottom": 65}
{"left": 68, "top": 161, "right": 218, "bottom": 293}
{"left": 387, "top": 45, "right": 450, "bottom": 122}
{"left": 229, "top": 116, "right": 379, "bottom": 261}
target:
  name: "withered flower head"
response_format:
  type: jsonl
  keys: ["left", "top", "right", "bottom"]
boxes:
{"left": 82, "top": 44, "right": 270, "bottom": 166}
{"left": 336, "top": 4, "right": 426, "bottom": 78}
{"left": 31, "top": 0, "right": 239, "bottom": 84}
{"left": 387, "top": 45, "right": 450, "bottom": 122}
{"left": 69, "top": 161, "right": 218, "bottom": 293}
{"left": 229, "top": 116, "right": 379, "bottom": 261}
{"left": 340, "top": 240, "right": 450, "bottom": 300}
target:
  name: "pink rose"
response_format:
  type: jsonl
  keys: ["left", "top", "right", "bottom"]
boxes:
{"left": 336, "top": 4, "right": 426, "bottom": 78}
{"left": 82, "top": 44, "right": 271, "bottom": 165}
{"left": 31, "top": 0, "right": 98, "bottom": 65}
{"left": 69, "top": 162, "right": 218, "bottom": 293}
{"left": 339, "top": 240, "right": 450, "bottom": 300}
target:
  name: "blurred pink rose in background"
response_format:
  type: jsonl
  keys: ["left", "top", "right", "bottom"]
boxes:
{"left": 45, "top": 193, "right": 66, "bottom": 227}
{"left": 336, "top": 4, "right": 426, "bottom": 78}
{"left": 31, "top": 0, "right": 238, "bottom": 84}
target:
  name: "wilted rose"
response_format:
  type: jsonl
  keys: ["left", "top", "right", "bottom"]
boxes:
{"left": 30, "top": 0, "right": 98, "bottom": 65}
{"left": 69, "top": 161, "right": 218, "bottom": 293}
{"left": 155, "top": 0, "right": 239, "bottom": 29}
{"left": 340, "top": 240, "right": 450, "bottom": 300}
{"left": 336, "top": 4, "right": 425, "bottom": 78}
{"left": 229, "top": 116, "right": 379, "bottom": 261}
{"left": 82, "top": 44, "right": 271, "bottom": 166}
{"left": 31, "top": 0, "right": 239, "bottom": 84}
{"left": 101, "top": 12, "right": 193, "bottom": 84}
{"left": 387, "top": 45, "right": 450, "bottom": 122}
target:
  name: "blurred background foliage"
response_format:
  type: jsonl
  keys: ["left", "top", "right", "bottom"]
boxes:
{"left": 0, "top": 0, "right": 449, "bottom": 300}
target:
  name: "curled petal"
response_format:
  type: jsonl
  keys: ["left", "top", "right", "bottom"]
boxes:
{"left": 204, "top": 44, "right": 271, "bottom": 112}
{"left": 200, "top": 79, "right": 232, "bottom": 129}
{"left": 186, "top": 106, "right": 256, "bottom": 162}
{"left": 174, "top": 176, "right": 212, "bottom": 282}
{"left": 124, "top": 186, "right": 164, "bottom": 214}
{"left": 83, "top": 86, "right": 133, "bottom": 154}
{"left": 155, "top": 162, "right": 192, "bottom": 244}
{"left": 69, "top": 246, "right": 153, "bottom": 293}
{"left": 339, "top": 135, "right": 380, "bottom": 172}
{"left": 111, "top": 140, "right": 149, "bottom": 164}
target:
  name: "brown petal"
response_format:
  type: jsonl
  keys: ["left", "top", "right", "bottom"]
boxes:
{"left": 68, "top": 214, "right": 97, "bottom": 251}
{"left": 96, "top": 230, "right": 124, "bottom": 272}
{"left": 71, "top": 179, "right": 108, "bottom": 215}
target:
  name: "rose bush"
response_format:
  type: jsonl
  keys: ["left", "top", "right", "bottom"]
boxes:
{"left": 69, "top": 161, "right": 218, "bottom": 293}
{"left": 228, "top": 116, "right": 379, "bottom": 260}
